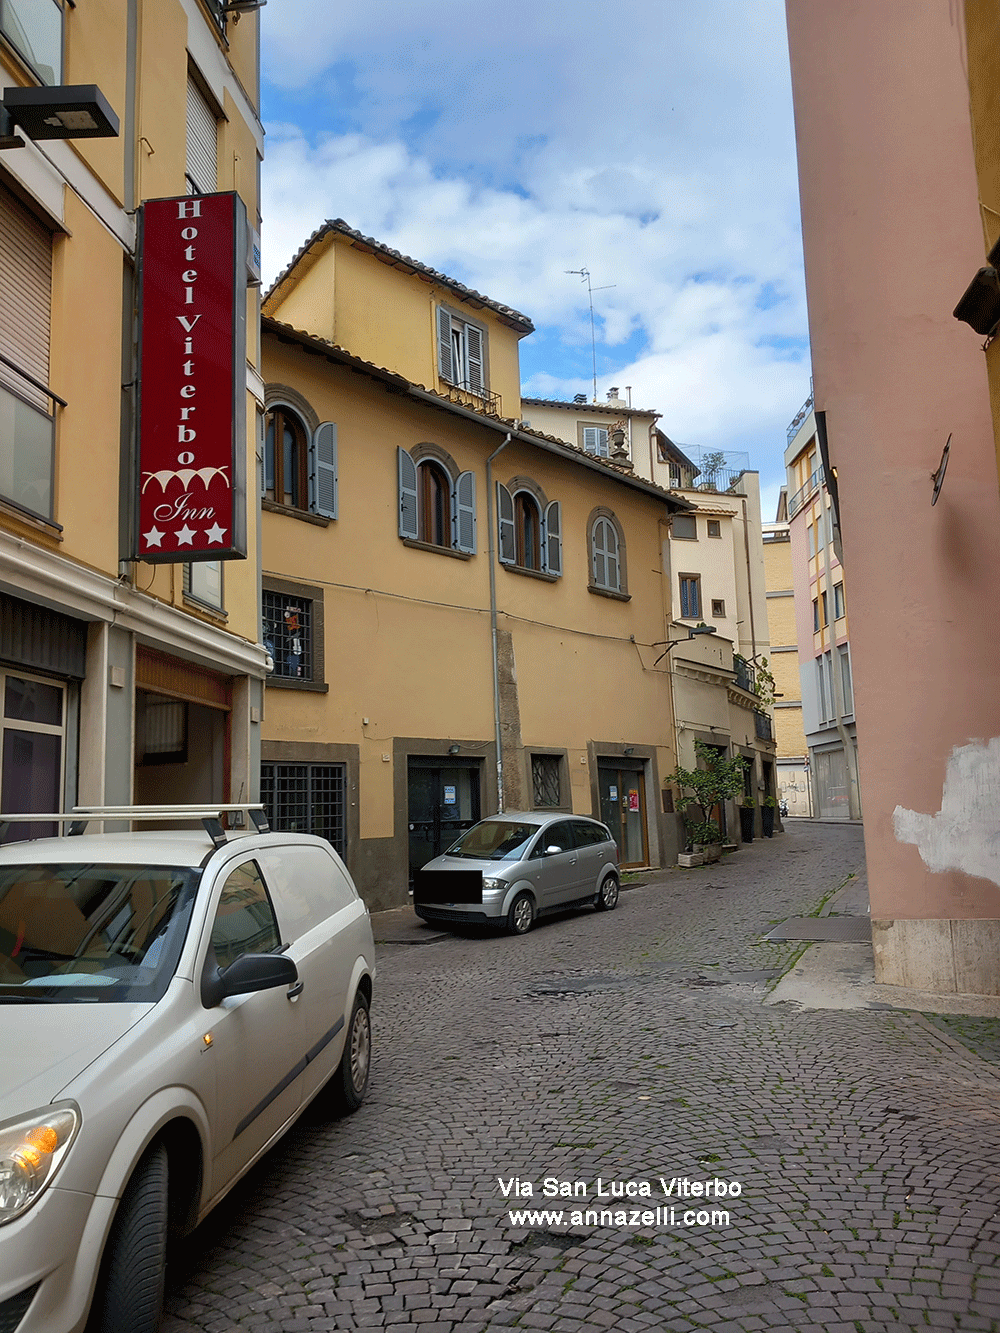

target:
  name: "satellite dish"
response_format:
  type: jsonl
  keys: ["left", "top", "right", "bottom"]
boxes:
{"left": 931, "top": 433, "right": 951, "bottom": 506}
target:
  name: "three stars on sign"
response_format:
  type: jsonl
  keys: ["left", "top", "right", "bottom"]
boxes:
{"left": 143, "top": 522, "right": 228, "bottom": 548}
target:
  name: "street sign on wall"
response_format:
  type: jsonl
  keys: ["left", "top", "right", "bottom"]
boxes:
{"left": 134, "top": 191, "right": 247, "bottom": 562}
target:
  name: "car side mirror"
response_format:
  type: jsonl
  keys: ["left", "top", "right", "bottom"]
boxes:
{"left": 544, "top": 844, "right": 562, "bottom": 855}
{"left": 201, "top": 952, "right": 299, "bottom": 1008}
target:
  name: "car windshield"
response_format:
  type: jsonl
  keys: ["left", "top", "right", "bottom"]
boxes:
{"left": 445, "top": 820, "right": 541, "bottom": 861}
{"left": 0, "top": 863, "right": 201, "bottom": 1004}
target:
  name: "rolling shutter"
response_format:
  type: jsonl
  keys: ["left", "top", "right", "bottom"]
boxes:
{"left": 186, "top": 75, "right": 218, "bottom": 193}
{"left": 436, "top": 305, "right": 454, "bottom": 383}
{"left": 453, "top": 470, "right": 476, "bottom": 553}
{"left": 543, "top": 500, "right": 562, "bottom": 576}
{"left": 310, "top": 422, "right": 338, "bottom": 519}
{"left": 398, "top": 447, "right": 418, "bottom": 538}
{"left": 0, "top": 185, "right": 52, "bottom": 411}
{"left": 496, "top": 482, "right": 515, "bottom": 565}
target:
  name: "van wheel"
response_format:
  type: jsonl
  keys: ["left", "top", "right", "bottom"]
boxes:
{"left": 596, "top": 874, "right": 619, "bottom": 911}
{"left": 92, "top": 1142, "right": 168, "bottom": 1333}
{"left": 317, "top": 990, "right": 371, "bottom": 1116}
{"left": 507, "top": 892, "right": 535, "bottom": 935}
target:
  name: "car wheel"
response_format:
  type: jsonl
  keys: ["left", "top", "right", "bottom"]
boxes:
{"left": 92, "top": 1142, "right": 168, "bottom": 1333}
{"left": 596, "top": 874, "right": 619, "bottom": 911}
{"left": 321, "top": 989, "right": 371, "bottom": 1116}
{"left": 507, "top": 891, "right": 535, "bottom": 935}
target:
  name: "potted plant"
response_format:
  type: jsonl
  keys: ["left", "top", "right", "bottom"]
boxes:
{"left": 761, "top": 795, "right": 777, "bottom": 838}
{"left": 689, "top": 819, "right": 723, "bottom": 862}
{"left": 666, "top": 741, "right": 746, "bottom": 862}
{"left": 738, "top": 796, "right": 755, "bottom": 844}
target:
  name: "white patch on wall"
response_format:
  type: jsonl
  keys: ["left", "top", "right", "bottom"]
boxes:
{"left": 893, "top": 738, "right": 1000, "bottom": 887}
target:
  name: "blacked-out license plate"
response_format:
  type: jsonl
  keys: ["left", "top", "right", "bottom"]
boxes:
{"left": 413, "top": 870, "right": 483, "bottom": 905}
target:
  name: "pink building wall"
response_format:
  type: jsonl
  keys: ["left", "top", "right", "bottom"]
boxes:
{"left": 785, "top": 0, "right": 1000, "bottom": 991}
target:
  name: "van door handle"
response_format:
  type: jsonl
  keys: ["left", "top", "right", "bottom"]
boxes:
{"left": 287, "top": 981, "right": 304, "bottom": 1000}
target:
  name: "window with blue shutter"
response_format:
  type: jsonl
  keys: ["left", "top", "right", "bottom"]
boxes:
{"left": 436, "top": 304, "right": 489, "bottom": 400}
{"left": 679, "top": 575, "right": 701, "bottom": 618}
{"left": 453, "top": 470, "right": 476, "bottom": 553}
{"left": 496, "top": 482, "right": 515, "bottom": 565}
{"left": 591, "top": 516, "right": 622, "bottom": 591}
{"left": 465, "top": 325, "right": 484, "bottom": 394}
{"left": 543, "top": 500, "right": 562, "bottom": 576}
{"left": 398, "top": 447, "right": 419, "bottom": 539}
{"left": 583, "top": 426, "right": 609, "bottom": 457}
{"left": 310, "top": 421, "right": 338, "bottom": 519}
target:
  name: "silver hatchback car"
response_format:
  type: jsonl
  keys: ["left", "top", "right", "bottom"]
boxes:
{"left": 413, "top": 811, "right": 620, "bottom": 935}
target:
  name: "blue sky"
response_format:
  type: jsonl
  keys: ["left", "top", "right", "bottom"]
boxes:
{"left": 259, "top": 1, "right": 811, "bottom": 519}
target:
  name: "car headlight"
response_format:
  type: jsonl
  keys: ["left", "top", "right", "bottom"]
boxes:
{"left": 0, "top": 1104, "right": 80, "bottom": 1225}
{"left": 482, "top": 877, "right": 505, "bottom": 891}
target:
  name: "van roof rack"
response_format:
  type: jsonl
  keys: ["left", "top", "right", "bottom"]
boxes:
{"left": 0, "top": 805, "right": 270, "bottom": 848}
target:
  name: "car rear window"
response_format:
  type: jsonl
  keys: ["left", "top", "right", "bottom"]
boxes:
{"left": 445, "top": 820, "right": 541, "bottom": 861}
{"left": 0, "top": 863, "right": 201, "bottom": 1004}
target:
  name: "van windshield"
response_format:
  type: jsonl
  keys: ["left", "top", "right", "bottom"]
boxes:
{"left": 445, "top": 821, "right": 541, "bottom": 861}
{"left": 0, "top": 863, "right": 201, "bottom": 1004}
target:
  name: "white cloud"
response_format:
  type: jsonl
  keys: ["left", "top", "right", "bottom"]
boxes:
{"left": 259, "top": 1, "right": 811, "bottom": 474}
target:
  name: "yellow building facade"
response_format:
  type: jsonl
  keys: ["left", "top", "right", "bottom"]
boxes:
{"left": 260, "top": 234, "right": 692, "bottom": 907}
{"left": 762, "top": 491, "right": 810, "bottom": 816}
{"left": 0, "top": 0, "right": 266, "bottom": 827}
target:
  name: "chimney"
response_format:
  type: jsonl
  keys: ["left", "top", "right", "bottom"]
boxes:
{"left": 606, "top": 387, "right": 625, "bottom": 407}
{"left": 573, "top": 393, "right": 587, "bottom": 404}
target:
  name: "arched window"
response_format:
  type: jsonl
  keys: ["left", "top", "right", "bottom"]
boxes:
{"left": 265, "top": 406, "right": 308, "bottom": 509}
{"left": 589, "top": 511, "right": 627, "bottom": 594}
{"left": 397, "top": 448, "right": 477, "bottom": 554}
{"left": 496, "top": 481, "right": 562, "bottom": 577}
{"left": 515, "top": 492, "right": 541, "bottom": 570}
{"left": 419, "top": 460, "right": 451, "bottom": 547}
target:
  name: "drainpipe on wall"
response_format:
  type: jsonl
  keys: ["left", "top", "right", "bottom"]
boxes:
{"left": 740, "top": 498, "right": 757, "bottom": 659}
{"left": 820, "top": 497, "right": 862, "bottom": 820}
{"left": 486, "top": 431, "right": 514, "bottom": 812}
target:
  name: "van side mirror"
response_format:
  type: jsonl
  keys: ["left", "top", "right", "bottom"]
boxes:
{"left": 201, "top": 952, "right": 298, "bottom": 1008}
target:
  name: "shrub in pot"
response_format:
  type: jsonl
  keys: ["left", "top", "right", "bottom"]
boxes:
{"left": 738, "top": 798, "right": 755, "bottom": 844}
{"left": 761, "top": 795, "right": 777, "bottom": 838}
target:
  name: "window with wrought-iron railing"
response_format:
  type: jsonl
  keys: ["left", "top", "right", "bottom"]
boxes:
{"left": 262, "top": 590, "right": 311, "bottom": 681}
{"left": 260, "top": 762, "right": 346, "bottom": 860}
{"left": 532, "top": 754, "right": 562, "bottom": 807}
{"left": 754, "top": 711, "right": 773, "bottom": 741}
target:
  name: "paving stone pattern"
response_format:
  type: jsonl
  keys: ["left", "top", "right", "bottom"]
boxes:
{"left": 162, "top": 824, "right": 1000, "bottom": 1333}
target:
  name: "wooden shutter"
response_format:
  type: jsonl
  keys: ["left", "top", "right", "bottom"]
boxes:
{"left": 310, "top": 421, "right": 338, "bottom": 519}
{"left": 465, "top": 324, "right": 484, "bottom": 393}
{"left": 398, "top": 447, "right": 418, "bottom": 538}
{"left": 606, "top": 523, "right": 619, "bottom": 589}
{"left": 436, "top": 305, "right": 454, "bottom": 383}
{"left": 592, "top": 519, "right": 606, "bottom": 586}
{"left": 543, "top": 500, "right": 562, "bottom": 576}
{"left": 496, "top": 482, "right": 515, "bottom": 564}
{"left": 454, "top": 469, "right": 476, "bottom": 553}
{"left": 0, "top": 185, "right": 52, "bottom": 411}
{"left": 186, "top": 75, "right": 218, "bottom": 193}
{"left": 583, "top": 426, "right": 608, "bottom": 457}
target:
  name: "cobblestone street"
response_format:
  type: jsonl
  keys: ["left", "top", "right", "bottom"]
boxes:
{"left": 162, "top": 823, "right": 1000, "bottom": 1333}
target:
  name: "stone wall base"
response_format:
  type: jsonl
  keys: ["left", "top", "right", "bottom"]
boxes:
{"left": 872, "top": 918, "right": 1000, "bottom": 995}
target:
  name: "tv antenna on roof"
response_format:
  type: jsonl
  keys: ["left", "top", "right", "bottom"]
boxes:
{"left": 566, "top": 267, "right": 616, "bottom": 404}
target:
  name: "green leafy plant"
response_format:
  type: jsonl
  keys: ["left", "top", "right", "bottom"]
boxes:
{"left": 688, "top": 819, "right": 721, "bottom": 847}
{"left": 665, "top": 740, "right": 747, "bottom": 848}
{"left": 754, "top": 656, "right": 777, "bottom": 708}
{"left": 698, "top": 450, "right": 727, "bottom": 490}
{"left": 761, "top": 795, "right": 777, "bottom": 809}
{"left": 741, "top": 795, "right": 756, "bottom": 809}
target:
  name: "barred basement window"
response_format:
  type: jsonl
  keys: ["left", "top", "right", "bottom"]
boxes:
{"left": 260, "top": 762, "right": 346, "bottom": 860}
{"left": 262, "top": 590, "right": 311, "bottom": 680}
{"left": 532, "top": 754, "right": 561, "bottom": 807}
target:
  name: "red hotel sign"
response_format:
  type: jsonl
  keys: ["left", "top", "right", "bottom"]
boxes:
{"left": 134, "top": 192, "right": 247, "bottom": 562}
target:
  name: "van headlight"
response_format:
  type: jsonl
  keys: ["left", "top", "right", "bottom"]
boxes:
{"left": 0, "top": 1105, "right": 80, "bottom": 1225}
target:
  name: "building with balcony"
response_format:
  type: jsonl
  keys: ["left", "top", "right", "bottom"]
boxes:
{"left": 783, "top": 407, "right": 860, "bottom": 821}
{"left": 762, "top": 486, "right": 810, "bottom": 816}
{"left": 259, "top": 235, "right": 695, "bottom": 906}
{"left": 786, "top": 0, "right": 1000, "bottom": 993}
{"left": 0, "top": 0, "right": 266, "bottom": 830}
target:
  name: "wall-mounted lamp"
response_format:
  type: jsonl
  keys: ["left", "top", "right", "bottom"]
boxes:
{"left": 623, "top": 747, "right": 634, "bottom": 756}
{"left": 221, "top": 0, "right": 267, "bottom": 17}
{"left": 447, "top": 743, "right": 460, "bottom": 755}
{"left": 2, "top": 85, "right": 120, "bottom": 145}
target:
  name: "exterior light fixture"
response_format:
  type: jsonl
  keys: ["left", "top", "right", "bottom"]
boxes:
{"left": 2, "top": 85, "right": 120, "bottom": 142}
{"left": 447, "top": 743, "right": 460, "bottom": 755}
{"left": 623, "top": 747, "right": 634, "bottom": 756}
{"left": 687, "top": 625, "right": 718, "bottom": 638}
{"left": 221, "top": 0, "right": 267, "bottom": 14}
{"left": 954, "top": 239, "right": 1000, "bottom": 337}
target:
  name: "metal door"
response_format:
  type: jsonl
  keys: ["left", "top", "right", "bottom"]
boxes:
{"left": 408, "top": 759, "right": 481, "bottom": 881}
{"left": 598, "top": 766, "right": 648, "bottom": 868}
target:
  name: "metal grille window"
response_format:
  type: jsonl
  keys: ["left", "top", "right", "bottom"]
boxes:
{"left": 531, "top": 754, "right": 561, "bottom": 807}
{"left": 262, "top": 591, "right": 311, "bottom": 680}
{"left": 260, "top": 763, "right": 346, "bottom": 860}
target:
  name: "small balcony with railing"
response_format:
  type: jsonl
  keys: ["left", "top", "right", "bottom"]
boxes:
{"left": 0, "top": 355, "right": 61, "bottom": 524}
{"left": 754, "top": 710, "right": 774, "bottom": 742}
{"left": 439, "top": 378, "right": 503, "bottom": 417}
{"left": 788, "top": 464, "right": 824, "bottom": 520}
